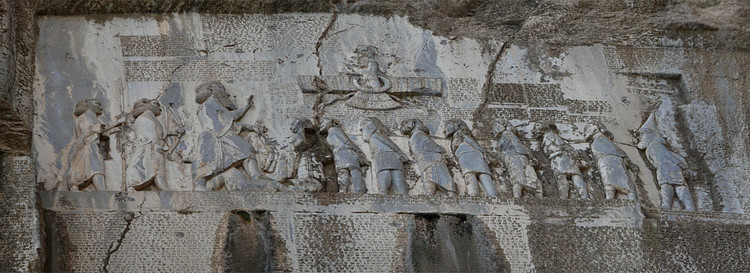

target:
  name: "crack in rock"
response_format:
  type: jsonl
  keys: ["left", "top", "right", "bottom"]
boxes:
{"left": 311, "top": 3, "right": 339, "bottom": 121}
{"left": 102, "top": 212, "right": 139, "bottom": 273}
{"left": 473, "top": 41, "right": 509, "bottom": 119}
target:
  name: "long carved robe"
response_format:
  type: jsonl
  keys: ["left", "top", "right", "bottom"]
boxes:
{"left": 497, "top": 131, "right": 539, "bottom": 189}
{"left": 645, "top": 141, "right": 688, "bottom": 186}
{"left": 367, "top": 133, "right": 404, "bottom": 172}
{"left": 409, "top": 130, "right": 452, "bottom": 189}
{"left": 591, "top": 133, "right": 631, "bottom": 191}
{"left": 68, "top": 111, "right": 105, "bottom": 187}
{"left": 193, "top": 96, "right": 255, "bottom": 179}
{"left": 543, "top": 131, "right": 581, "bottom": 176}
{"left": 326, "top": 127, "right": 366, "bottom": 171}
{"left": 453, "top": 134, "right": 491, "bottom": 175}
{"left": 126, "top": 111, "right": 166, "bottom": 188}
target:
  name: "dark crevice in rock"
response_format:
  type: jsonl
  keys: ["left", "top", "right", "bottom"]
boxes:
{"left": 405, "top": 213, "right": 510, "bottom": 272}
{"left": 102, "top": 212, "right": 137, "bottom": 273}
{"left": 219, "top": 210, "right": 290, "bottom": 272}
{"left": 311, "top": 5, "right": 338, "bottom": 121}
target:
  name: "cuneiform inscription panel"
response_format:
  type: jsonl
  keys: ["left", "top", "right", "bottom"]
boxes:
{"left": 124, "top": 60, "right": 276, "bottom": 82}
{"left": 292, "top": 213, "right": 405, "bottom": 272}
{"left": 201, "top": 14, "right": 331, "bottom": 53}
{"left": 446, "top": 77, "right": 483, "bottom": 107}
{"left": 485, "top": 83, "right": 613, "bottom": 123}
{"left": 477, "top": 216, "right": 535, "bottom": 272}
{"left": 120, "top": 35, "right": 197, "bottom": 57}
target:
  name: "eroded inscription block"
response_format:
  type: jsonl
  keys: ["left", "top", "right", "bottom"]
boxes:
{"left": 124, "top": 60, "right": 275, "bottom": 82}
{"left": 201, "top": 14, "right": 331, "bottom": 53}
{"left": 446, "top": 77, "right": 483, "bottom": 106}
{"left": 487, "top": 82, "right": 525, "bottom": 104}
{"left": 292, "top": 213, "right": 404, "bottom": 272}
{"left": 120, "top": 35, "right": 197, "bottom": 57}
{"left": 485, "top": 83, "right": 613, "bottom": 123}
{"left": 477, "top": 216, "right": 534, "bottom": 272}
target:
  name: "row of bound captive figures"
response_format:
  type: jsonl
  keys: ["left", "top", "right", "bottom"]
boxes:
{"left": 65, "top": 81, "right": 695, "bottom": 211}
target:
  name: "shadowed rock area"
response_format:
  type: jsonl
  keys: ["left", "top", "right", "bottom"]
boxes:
{"left": 407, "top": 213, "right": 510, "bottom": 272}
{"left": 216, "top": 210, "right": 290, "bottom": 272}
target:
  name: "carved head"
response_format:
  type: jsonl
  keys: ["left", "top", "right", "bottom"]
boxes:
{"left": 347, "top": 45, "right": 380, "bottom": 74}
{"left": 291, "top": 118, "right": 315, "bottom": 134}
{"left": 73, "top": 98, "right": 103, "bottom": 117}
{"left": 636, "top": 113, "right": 664, "bottom": 149}
{"left": 354, "top": 45, "right": 378, "bottom": 59}
{"left": 359, "top": 117, "right": 388, "bottom": 141}
{"left": 319, "top": 118, "right": 341, "bottom": 134}
{"left": 637, "top": 131, "right": 667, "bottom": 150}
{"left": 444, "top": 119, "right": 470, "bottom": 138}
{"left": 131, "top": 98, "right": 162, "bottom": 118}
{"left": 491, "top": 120, "right": 508, "bottom": 137}
{"left": 195, "top": 81, "right": 237, "bottom": 110}
{"left": 254, "top": 121, "right": 268, "bottom": 134}
{"left": 399, "top": 119, "right": 428, "bottom": 136}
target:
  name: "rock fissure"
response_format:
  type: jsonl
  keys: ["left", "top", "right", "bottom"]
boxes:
{"left": 102, "top": 212, "right": 138, "bottom": 273}
{"left": 311, "top": 6, "right": 338, "bottom": 120}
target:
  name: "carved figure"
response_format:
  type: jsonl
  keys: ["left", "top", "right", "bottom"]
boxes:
{"left": 360, "top": 117, "right": 409, "bottom": 194}
{"left": 66, "top": 98, "right": 112, "bottom": 191}
{"left": 320, "top": 119, "right": 369, "bottom": 194}
{"left": 444, "top": 119, "right": 499, "bottom": 197}
{"left": 287, "top": 118, "right": 332, "bottom": 192}
{"left": 637, "top": 114, "right": 695, "bottom": 211}
{"left": 124, "top": 99, "right": 174, "bottom": 191}
{"left": 492, "top": 121, "right": 541, "bottom": 198}
{"left": 345, "top": 45, "right": 399, "bottom": 110}
{"left": 400, "top": 119, "right": 455, "bottom": 196}
{"left": 298, "top": 45, "right": 443, "bottom": 111}
{"left": 541, "top": 124, "right": 589, "bottom": 199}
{"left": 587, "top": 124, "right": 637, "bottom": 200}
{"left": 192, "top": 81, "right": 266, "bottom": 191}
{"left": 241, "top": 121, "right": 279, "bottom": 174}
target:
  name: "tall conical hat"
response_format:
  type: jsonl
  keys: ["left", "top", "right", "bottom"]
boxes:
{"left": 638, "top": 112, "right": 658, "bottom": 134}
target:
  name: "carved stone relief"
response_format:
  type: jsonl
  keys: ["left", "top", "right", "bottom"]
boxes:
{"left": 638, "top": 113, "right": 696, "bottom": 211}
{"left": 66, "top": 99, "right": 110, "bottom": 191}
{"left": 540, "top": 123, "right": 589, "bottom": 199}
{"left": 298, "top": 45, "right": 443, "bottom": 111}
{"left": 191, "top": 81, "right": 273, "bottom": 191}
{"left": 360, "top": 117, "right": 409, "bottom": 194}
{"left": 286, "top": 118, "right": 332, "bottom": 192}
{"left": 400, "top": 119, "right": 456, "bottom": 196}
{"left": 31, "top": 14, "right": 736, "bottom": 214}
{"left": 320, "top": 119, "right": 369, "bottom": 194}
{"left": 445, "top": 119, "right": 499, "bottom": 197}
{"left": 125, "top": 98, "right": 172, "bottom": 191}
{"left": 492, "top": 121, "right": 542, "bottom": 198}
{"left": 585, "top": 123, "right": 638, "bottom": 200}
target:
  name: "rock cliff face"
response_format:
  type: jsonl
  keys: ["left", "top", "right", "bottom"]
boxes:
{"left": 1, "top": 0, "right": 750, "bottom": 272}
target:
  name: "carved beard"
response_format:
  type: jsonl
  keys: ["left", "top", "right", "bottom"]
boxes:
{"left": 214, "top": 94, "right": 237, "bottom": 111}
{"left": 197, "top": 91, "right": 237, "bottom": 110}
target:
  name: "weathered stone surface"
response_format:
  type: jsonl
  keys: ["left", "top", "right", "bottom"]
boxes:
{"left": 1, "top": 0, "right": 749, "bottom": 272}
